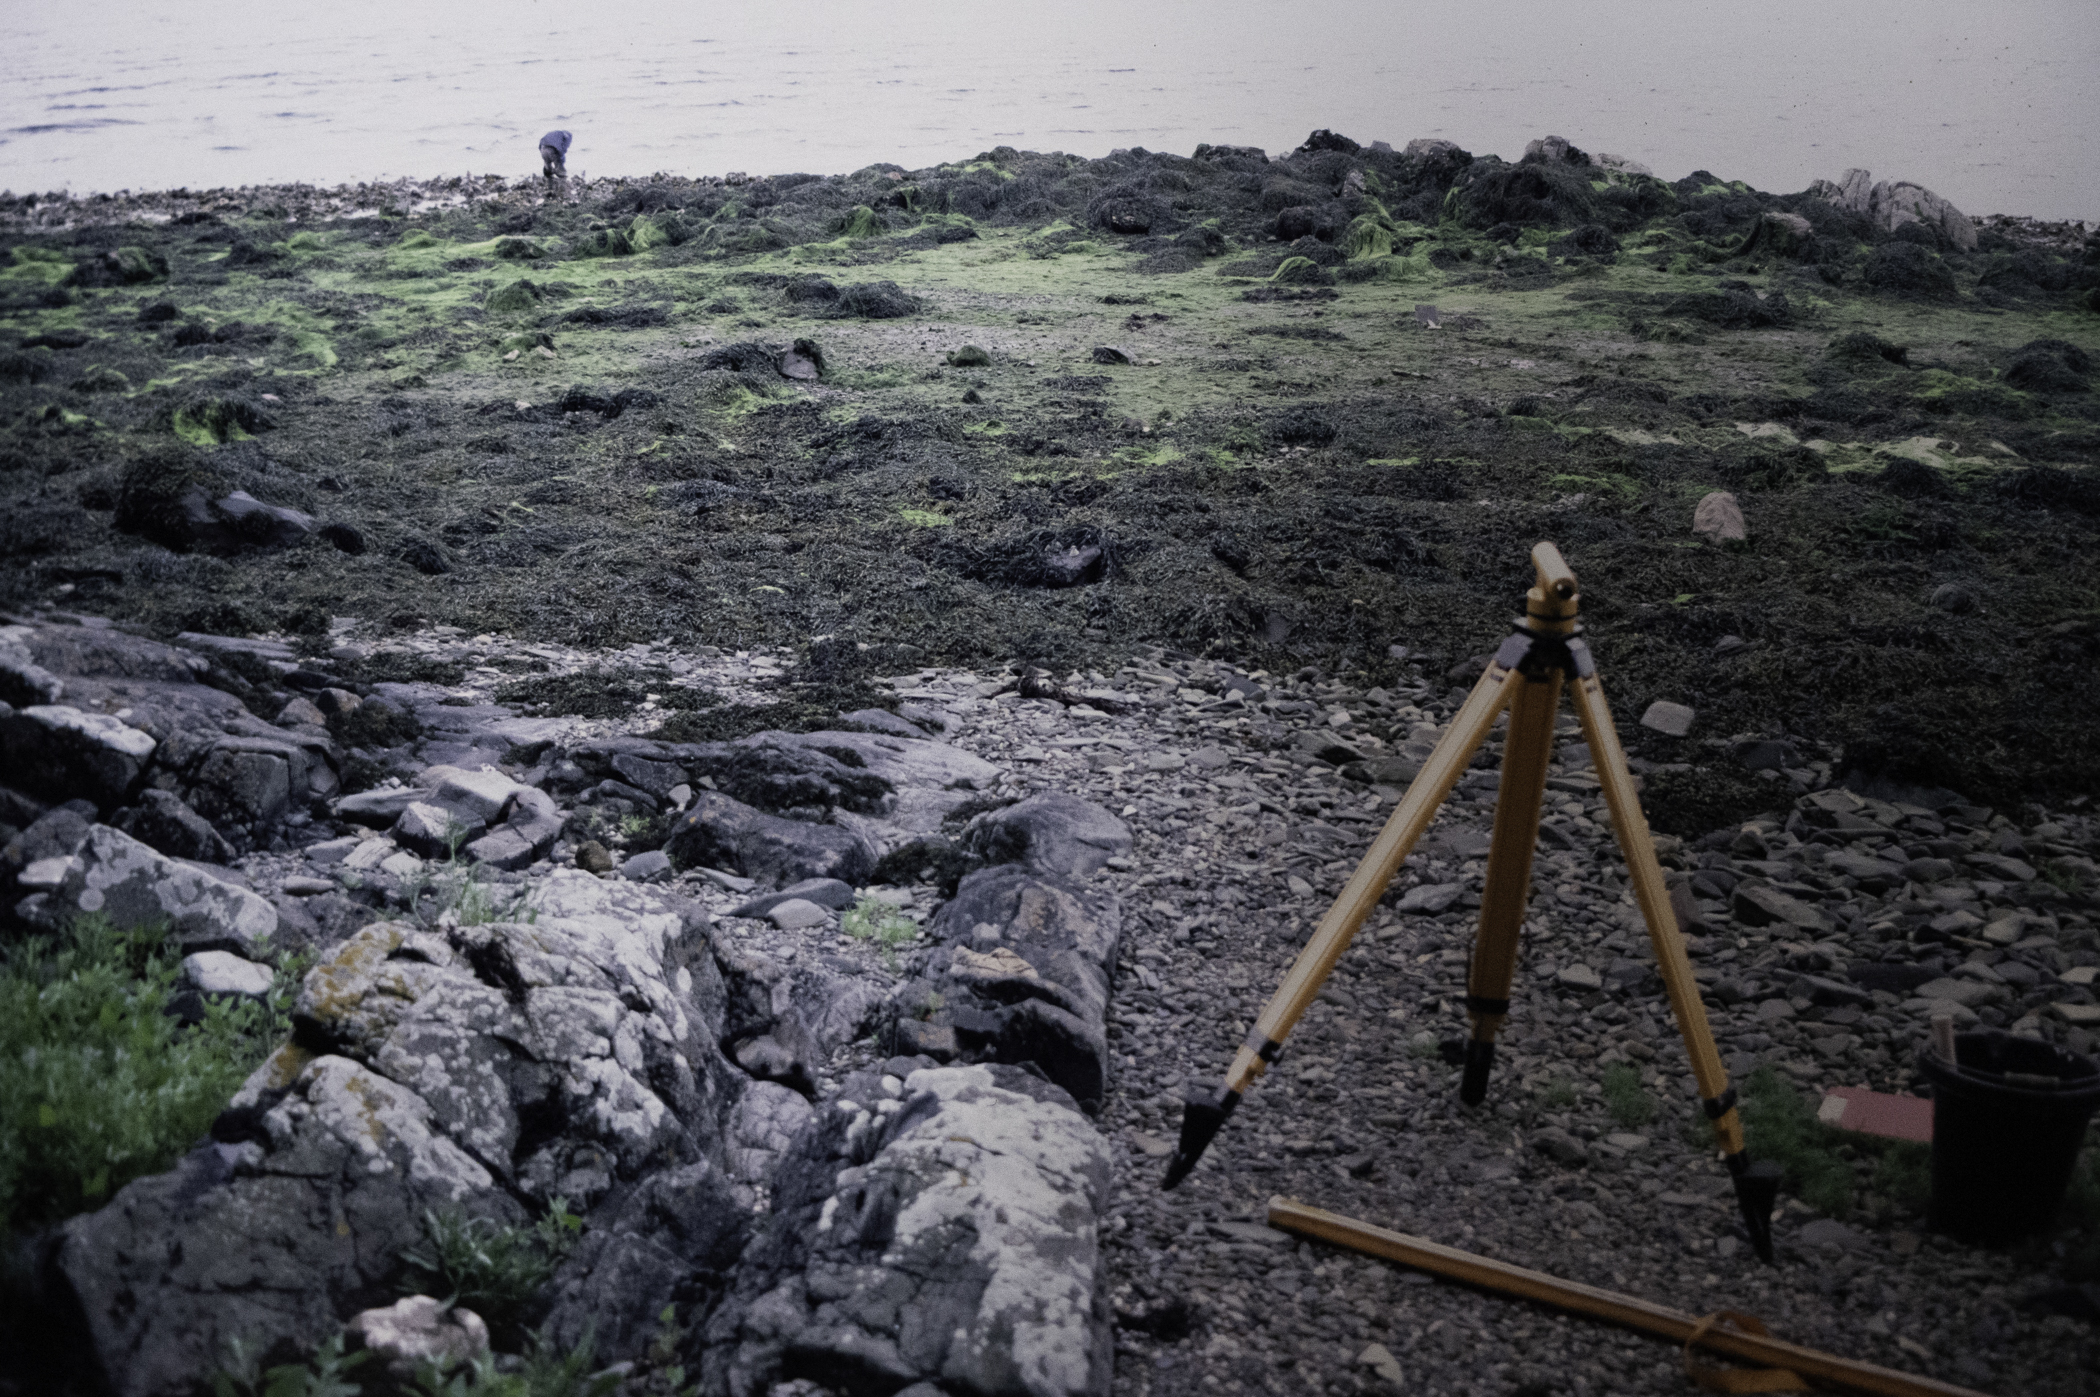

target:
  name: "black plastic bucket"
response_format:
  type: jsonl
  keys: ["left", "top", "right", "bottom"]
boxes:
{"left": 1918, "top": 1030, "right": 2100, "bottom": 1246}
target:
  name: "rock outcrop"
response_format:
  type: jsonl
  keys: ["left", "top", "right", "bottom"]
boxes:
{"left": 52, "top": 871, "right": 742, "bottom": 1397}
{"left": 702, "top": 1062, "right": 1113, "bottom": 1397}
{"left": 1809, "top": 168, "right": 1978, "bottom": 251}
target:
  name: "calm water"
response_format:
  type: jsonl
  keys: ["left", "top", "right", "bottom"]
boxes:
{"left": 4, "top": 0, "right": 2096, "bottom": 221}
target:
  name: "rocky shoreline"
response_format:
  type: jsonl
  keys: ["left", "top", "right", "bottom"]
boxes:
{"left": 3, "top": 126, "right": 2099, "bottom": 1395}
{"left": 1, "top": 606, "right": 2095, "bottom": 1394}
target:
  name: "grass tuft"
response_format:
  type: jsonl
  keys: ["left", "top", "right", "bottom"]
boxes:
{"left": 1600, "top": 1062, "right": 1657, "bottom": 1129}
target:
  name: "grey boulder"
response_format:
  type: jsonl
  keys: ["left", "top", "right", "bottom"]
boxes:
{"left": 665, "top": 790, "right": 876, "bottom": 889}
{"left": 702, "top": 1063, "right": 1112, "bottom": 1397}
{"left": 0, "top": 703, "right": 156, "bottom": 807}
{"left": 963, "top": 792, "right": 1132, "bottom": 879}
{"left": 55, "top": 870, "right": 739, "bottom": 1397}
{"left": 111, "top": 788, "right": 237, "bottom": 863}
{"left": 905, "top": 862, "right": 1123, "bottom": 1111}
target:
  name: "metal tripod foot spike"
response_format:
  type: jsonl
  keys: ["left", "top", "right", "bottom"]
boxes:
{"left": 1161, "top": 542, "right": 1779, "bottom": 1266}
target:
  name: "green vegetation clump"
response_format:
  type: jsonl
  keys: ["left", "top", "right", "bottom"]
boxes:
{"left": 1599, "top": 1062, "right": 1656, "bottom": 1129}
{"left": 1739, "top": 1067, "right": 1933, "bottom": 1222}
{"left": 400, "top": 1199, "right": 582, "bottom": 1346}
{"left": 0, "top": 916, "right": 290, "bottom": 1235}
{"left": 487, "top": 280, "right": 542, "bottom": 315}
{"left": 1270, "top": 257, "right": 1329, "bottom": 286}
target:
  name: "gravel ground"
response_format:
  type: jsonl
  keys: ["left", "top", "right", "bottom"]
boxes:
{"left": 861, "top": 650, "right": 2100, "bottom": 1397}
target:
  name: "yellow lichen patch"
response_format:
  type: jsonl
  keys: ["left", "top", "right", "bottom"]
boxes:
{"left": 254, "top": 1041, "right": 316, "bottom": 1092}
{"left": 296, "top": 922, "right": 408, "bottom": 1025}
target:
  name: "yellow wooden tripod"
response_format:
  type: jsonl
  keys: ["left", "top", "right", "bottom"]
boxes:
{"left": 1163, "top": 542, "right": 1783, "bottom": 1263}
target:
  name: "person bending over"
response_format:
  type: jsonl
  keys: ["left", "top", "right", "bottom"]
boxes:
{"left": 539, "top": 130, "right": 572, "bottom": 190}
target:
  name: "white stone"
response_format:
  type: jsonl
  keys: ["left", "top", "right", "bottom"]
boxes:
{"left": 347, "top": 1295, "right": 489, "bottom": 1378}
{"left": 304, "top": 836, "right": 363, "bottom": 866}
{"left": 1557, "top": 963, "right": 1603, "bottom": 991}
{"left": 1357, "top": 1341, "right": 1404, "bottom": 1385}
{"left": 379, "top": 851, "right": 424, "bottom": 878}
{"left": 182, "top": 951, "right": 275, "bottom": 997}
{"left": 1693, "top": 490, "right": 1746, "bottom": 545}
{"left": 22, "top": 704, "right": 156, "bottom": 760}
{"left": 887, "top": 1065, "right": 1112, "bottom": 1397}
{"left": 1639, "top": 700, "right": 1696, "bottom": 738}
{"left": 343, "top": 838, "right": 393, "bottom": 871}
{"left": 18, "top": 855, "right": 80, "bottom": 890}
{"left": 1396, "top": 882, "right": 1463, "bottom": 914}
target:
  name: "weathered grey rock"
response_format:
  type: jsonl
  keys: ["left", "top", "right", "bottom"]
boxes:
{"left": 346, "top": 1295, "right": 489, "bottom": 1381}
{"left": 963, "top": 792, "right": 1132, "bottom": 879}
{"left": 665, "top": 790, "right": 876, "bottom": 889}
{"left": 731, "top": 877, "right": 857, "bottom": 918}
{"left": 208, "top": 491, "right": 316, "bottom": 551}
{"left": 181, "top": 950, "right": 275, "bottom": 997}
{"left": 333, "top": 786, "right": 423, "bottom": 827}
{"left": 40, "top": 823, "right": 277, "bottom": 952}
{"left": 541, "top": 1160, "right": 750, "bottom": 1363}
{"left": 461, "top": 826, "right": 536, "bottom": 871}
{"left": 467, "top": 785, "right": 562, "bottom": 868}
{"left": 111, "top": 788, "right": 237, "bottom": 863}
{"left": 841, "top": 707, "right": 931, "bottom": 738}
{"left": 0, "top": 703, "right": 155, "bottom": 806}
{"left": 1532, "top": 1126, "right": 1590, "bottom": 1167}
{"left": 183, "top": 736, "right": 308, "bottom": 828}
{"left": 726, "top": 1081, "right": 816, "bottom": 1183}
{"left": 1810, "top": 169, "right": 1977, "bottom": 251}
{"left": 768, "top": 898, "right": 830, "bottom": 929}
{"left": 1693, "top": 490, "right": 1747, "bottom": 545}
{"left": 1521, "top": 134, "right": 1586, "bottom": 165}
{"left": 0, "top": 624, "right": 65, "bottom": 707}
{"left": 910, "top": 863, "right": 1123, "bottom": 1111}
{"left": 1556, "top": 963, "right": 1603, "bottom": 992}
{"left": 1731, "top": 882, "right": 1834, "bottom": 933}
{"left": 431, "top": 766, "right": 521, "bottom": 823}
{"left": 702, "top": 1063, "right": 1112, "bottom": 1397}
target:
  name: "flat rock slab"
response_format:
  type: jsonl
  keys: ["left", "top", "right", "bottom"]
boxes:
{"left": 731, "top": 877, "right": 858, "bottom": 918}
{"left": 39, "top": 823, "right": 277, "bottom": 953}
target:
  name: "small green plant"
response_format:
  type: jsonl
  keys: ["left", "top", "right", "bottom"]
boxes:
{"left": 2041, "top": 858, "right": 2089, "bottom": 897}
{"left": 843, "top": 895, "right": 920, "bottom": 968}
{"left": 1739, "top": 1067, "right": 1856, "bottom": 1218}
{"left": 408, "top": 1327, "right": 621, "bottom": 1397}
{"left": 399, "top": 1198, "right": 582, "bottom": 1346}
{"left": 1535, "top": 1077, "right": 1578, "bottom": 1110}
{"left": 211, "top": 1331, "right": 369, "bottom": 1397}
{"left": 0, "top": 914, "right": 289, "bottom": 1234}
{"left": 1600, "top": 1063, "right": 1657, "bottom": 1129}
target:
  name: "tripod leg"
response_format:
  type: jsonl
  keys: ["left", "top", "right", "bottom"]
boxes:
{"left": 1163, "top": 642, "right": 1531, "bottom": 1188}
{"left": 1565, "top": 650, "right": 1780, "bottom": 1262}
{"left": 1459, "top": 662, "right": 1563, "bottom": 1104}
